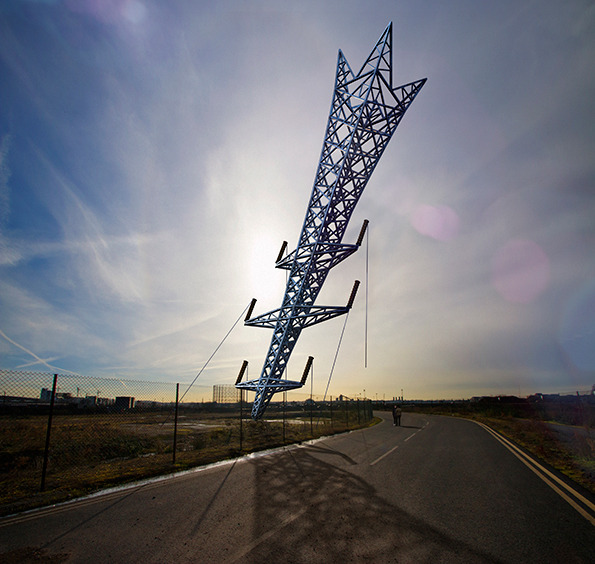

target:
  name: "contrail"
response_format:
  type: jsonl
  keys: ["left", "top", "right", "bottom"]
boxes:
{"left": 16, "top": 356, "right": 61, "bottom": 369}
{"left": 0, "top": 328, "right": 79, "bottom": 375}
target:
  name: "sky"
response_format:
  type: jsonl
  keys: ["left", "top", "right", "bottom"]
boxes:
{"left": 1, "top": 0, "right": 594, "bottom": 402}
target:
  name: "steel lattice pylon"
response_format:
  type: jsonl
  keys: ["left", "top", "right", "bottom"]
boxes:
{"left": 237, "top": 23, "right": 426, "bottom": 419}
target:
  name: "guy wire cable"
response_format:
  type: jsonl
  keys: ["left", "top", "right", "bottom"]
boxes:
{"left": 322, "top": 310, "right": 351, "bottom": 404}
{"left": 160, "top": 302, "right": 250, "bottom": 426}
{"left": 365, "top": 221, "right": 369, "bottom": 368}
{"left": 179, "top": 302, "right": 251, "bottom": 403}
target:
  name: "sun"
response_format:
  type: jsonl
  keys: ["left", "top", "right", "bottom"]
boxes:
{"left": 247, "top": 233, "right": 286, "bottom": 309}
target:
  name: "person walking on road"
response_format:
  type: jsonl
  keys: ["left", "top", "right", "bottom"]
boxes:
{"left": 392, "top": 405, "right": 402, "bottom": 426}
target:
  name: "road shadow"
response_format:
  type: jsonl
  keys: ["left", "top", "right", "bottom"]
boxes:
{"left": 234, "top": 446, "right": 504, "bottom": 563}
{"left": 302, "top": 444, "right": 358, "bottom": 466}
{"left": 191, "top": 460, "right": 237, "bottom": 535}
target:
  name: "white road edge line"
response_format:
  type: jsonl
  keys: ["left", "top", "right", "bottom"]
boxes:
{"left": 370, "top": 445, "right": 399, "bottom": 466}
{"left": 474, "top": 420, "right": 595, "bottom": 527}
{"left": 404, "top": 422, "right": 427, "bottom": 441}
{"left": 370, "top": 420, "right": 429, "bottom": 465}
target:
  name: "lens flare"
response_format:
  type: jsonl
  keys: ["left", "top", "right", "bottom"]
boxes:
{"left": 410, "top": 204, "right": 459, "bottom": 241}
{"left": 491, "top": 239, "right": 550, "bottom": 303}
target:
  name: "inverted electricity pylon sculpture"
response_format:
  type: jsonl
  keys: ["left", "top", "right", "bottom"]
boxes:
{"left": 237, "top": 23, "right": 426, "bottom": 419}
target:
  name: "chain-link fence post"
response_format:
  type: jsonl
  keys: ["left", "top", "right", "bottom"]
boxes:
{"left": 282, "top": 391, "right": 286, "bottom": 445}
{"left": 172, "top": 383, "right": 179, "bottom": 465}
{"left": 344, "top": 397, "right": 348, "bottom": 427}
{"left": 40, "top": 374, "right": 58, "bottom": 492}
{"left": 239, "top": 389, "right": 243, "bottom": 453}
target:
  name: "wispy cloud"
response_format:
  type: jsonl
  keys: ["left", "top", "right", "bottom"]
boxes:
{"left": 1, "top": 1, "right": 594, "bottom": 398}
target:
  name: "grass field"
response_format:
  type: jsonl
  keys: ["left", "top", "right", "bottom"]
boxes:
{"left": 0, "top": 402, "right": 377, "bottom": 516}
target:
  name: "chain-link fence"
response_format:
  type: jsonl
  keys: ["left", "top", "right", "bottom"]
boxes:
{"left": 0, "top": 370, "right": 181, "bottom": 515}
{"left": 0, "top": 369, "right": 375, "bottom": 516}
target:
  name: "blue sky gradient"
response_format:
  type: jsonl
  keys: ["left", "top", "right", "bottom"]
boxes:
{"left": 1, "top": 0, "right": 594, "bottom": 401}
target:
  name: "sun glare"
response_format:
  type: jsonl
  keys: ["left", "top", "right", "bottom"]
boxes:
{"left": 247, "top": 234, "right": 286, "bottom": 308}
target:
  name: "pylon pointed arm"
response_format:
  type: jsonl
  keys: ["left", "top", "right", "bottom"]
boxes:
{"left": 238, "top": 23, "right": 426, "bottom": 420}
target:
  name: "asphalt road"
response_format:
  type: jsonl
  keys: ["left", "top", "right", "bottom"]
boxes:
{"left": 1, "top": 412, "right": 594, "bottom": 563}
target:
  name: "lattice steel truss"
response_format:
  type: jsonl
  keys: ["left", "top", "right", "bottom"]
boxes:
{"left": 237, "top": 23, "right": 426, "bottom": 419}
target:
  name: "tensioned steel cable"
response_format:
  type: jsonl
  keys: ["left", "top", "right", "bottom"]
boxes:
{"left": 365, "top": 222, "right": 369, "bottom": 368}
{"left": 160, "top": 303, "right": 250, "bottom": 426}
{"left": 322, "top": 310, "right": 351, "bottom": 404}
{"left": 179, "top": 303, "right": 251, "bottom": 403}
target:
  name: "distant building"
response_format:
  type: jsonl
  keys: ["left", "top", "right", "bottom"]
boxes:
{"left": 40, "top": 388, "right": 74, "bottom": 402}
{"left": 114, "top": 396, "right": 135, "bottom": 410}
